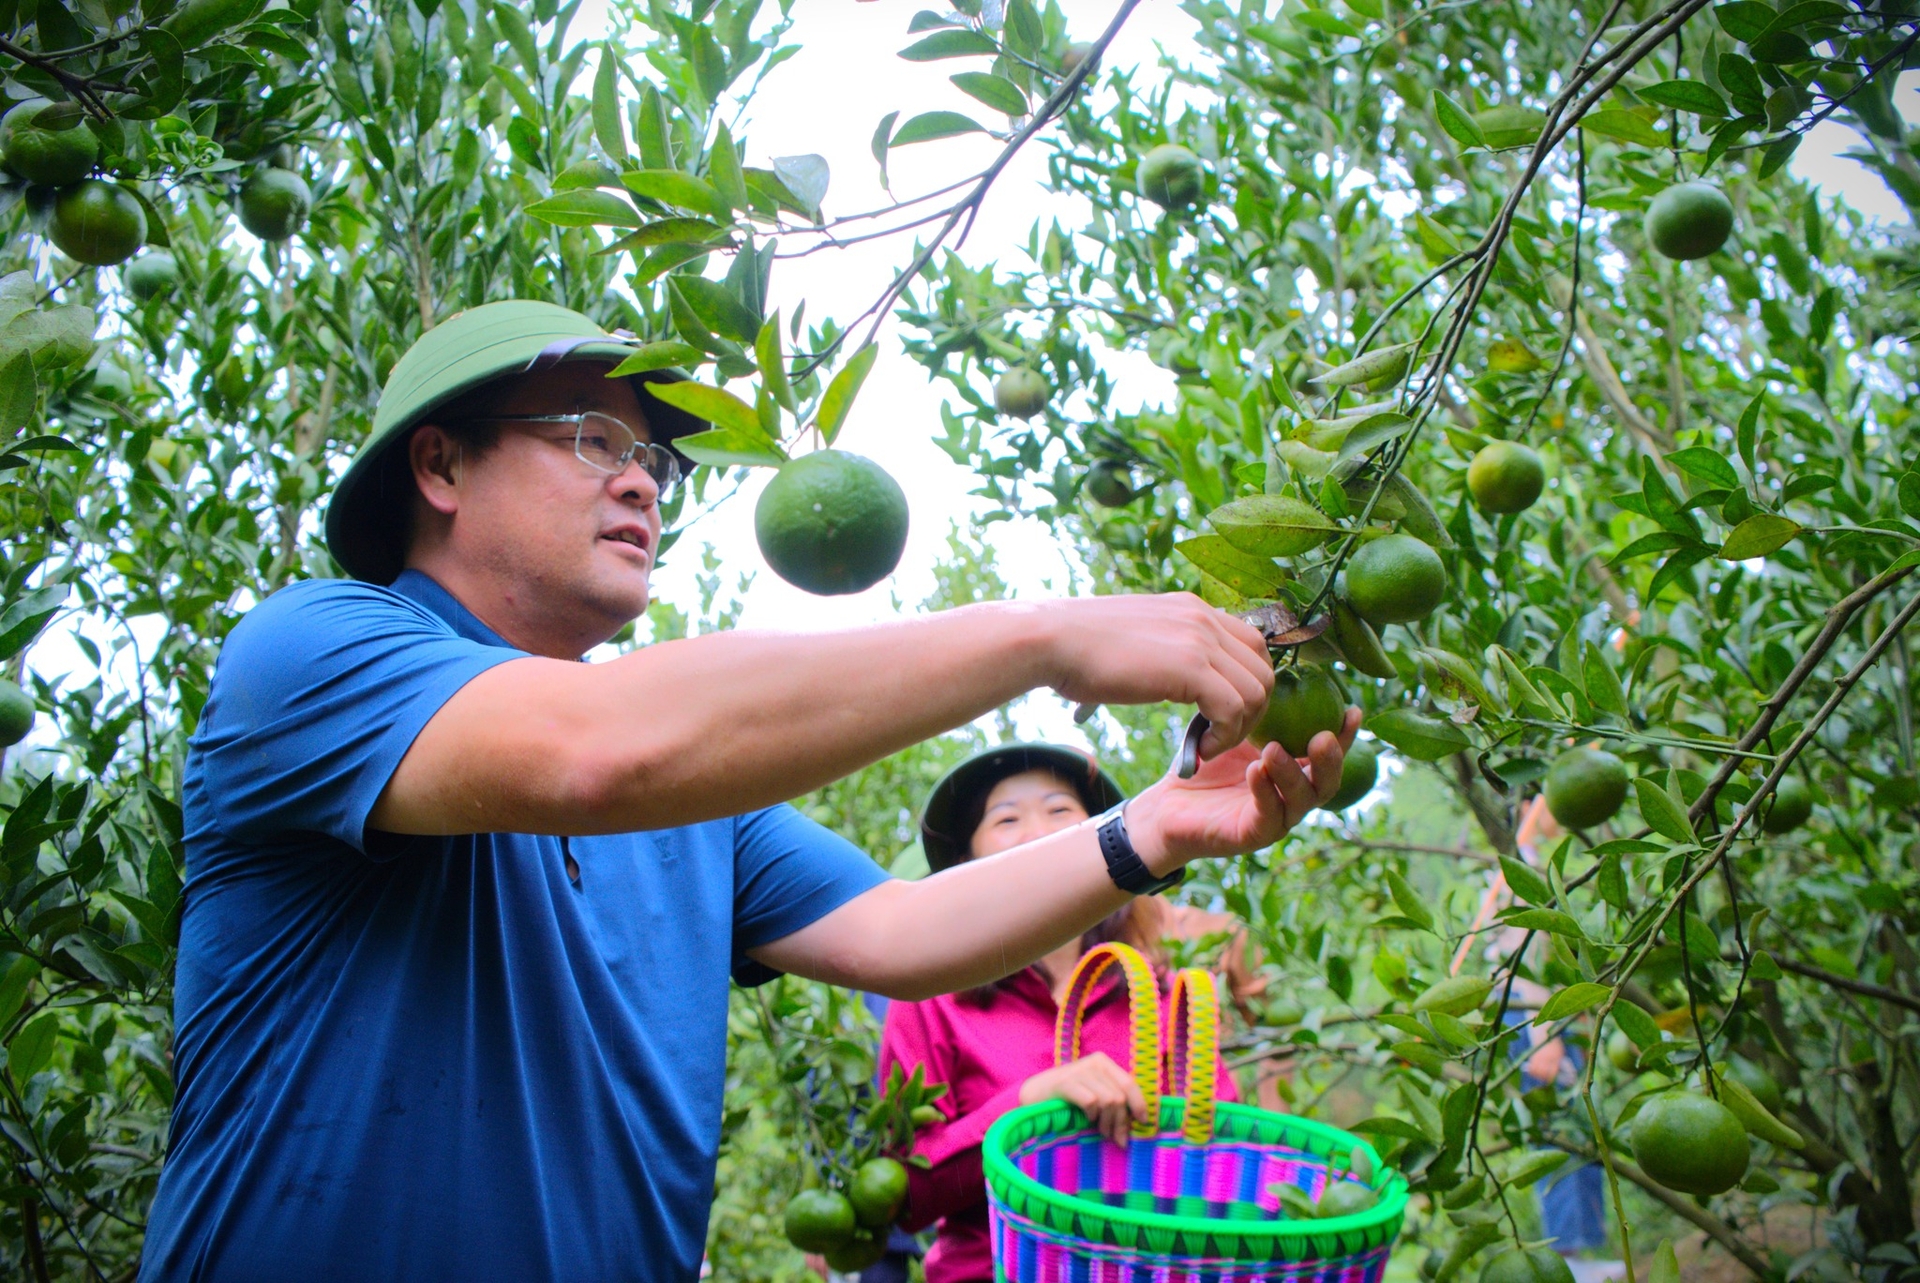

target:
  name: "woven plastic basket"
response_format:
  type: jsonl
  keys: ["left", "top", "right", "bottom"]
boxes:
{"left": 983, "top": 942, "right": 1407, "bottom": 1282}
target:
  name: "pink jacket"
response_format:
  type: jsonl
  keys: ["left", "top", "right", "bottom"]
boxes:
{"left": 877, "top": 965, "right": 1239, "bottom": 1283}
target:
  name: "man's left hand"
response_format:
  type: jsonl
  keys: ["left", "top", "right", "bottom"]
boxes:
{"left": 1123, "top": 708, "right": 1360, "bottom": 873}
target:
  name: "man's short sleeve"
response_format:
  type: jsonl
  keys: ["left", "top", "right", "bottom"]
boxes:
{"left": 192, "top": 580, "right": 522, "bottom": 851}
{"left": 731, "top": 805, "right": 891, "bottom": 985}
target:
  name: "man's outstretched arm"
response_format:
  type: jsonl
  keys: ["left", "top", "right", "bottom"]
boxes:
{"left": 370, "top": 594, "right": 1274, "bottom": 837}
{"left": 750, "top": 716, "right": 1358, "bottom": 1001}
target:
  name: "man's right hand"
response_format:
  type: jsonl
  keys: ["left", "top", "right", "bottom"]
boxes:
{"left": 1019, "top": 1052, "right": 1148, "bottom": 1147}
{"left": 1036, "top": 593, "right": 1273, "bottom": 759}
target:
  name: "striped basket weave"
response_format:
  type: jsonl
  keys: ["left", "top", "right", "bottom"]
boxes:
{"left": 983, "top": 943, "right": 1407, "bottom": 1282}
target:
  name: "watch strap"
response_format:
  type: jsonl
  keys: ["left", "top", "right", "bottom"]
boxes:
{"left": 1097, "top": 804, "right": 1184, "bottom": 896}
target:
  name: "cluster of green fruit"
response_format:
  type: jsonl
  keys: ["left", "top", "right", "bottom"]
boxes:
{"left": 1539, "top": 742, "right": 1811, "bottom": 835}
{"left": 781, "top": 1154, "right": 911, "bottom": 1271}
{"left": 1, "top": 96, "right": 311, "bottom": 283}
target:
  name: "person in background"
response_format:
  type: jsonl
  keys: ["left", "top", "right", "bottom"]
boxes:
{"left": 876, "top": 744, "right": 1248, "bottom": 1283}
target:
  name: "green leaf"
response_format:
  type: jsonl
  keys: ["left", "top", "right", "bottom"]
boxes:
{"left": 871, "top": 109, "right": 899, "bottom": 177}
{"left": 1610, "top": 531, "right": 1693, "bottom": 566}
{"left": 672, "top": 426, "right": 788, "bottom": 469}
{"left": 0, "top": 351, "right": 36, "bottom": 433}
{"left": 644, "top": 380, "right": 761, "bottom": 435}
{"left": 1174, "top": 536, "right": 1286, "bottom": 595}
{"left": 1502, "top": 1149, "right": 1571, "bottom": 1186}
{"left": 1535, "top": 982, "right": 1611, "bottom": 1023}
{"left": 1757, "top": 131, "right": 1801, "bottom": 179}
{"left": 602, "top": 217, "right": 729, "bottom": 255}
{"left": 1433, "top": 92, "right": 1487, "bottom": 147}
{"left": 1666, "top": 446, "right": 1739, "bottom": 489}
{"left": 1293, "top": 8, "right": 1360, "bottom": 36}
{"left": 1580, "top": 108, "right": 1667, "bottom": 147}
{"left": 1639, "top": 79, "right": 1730, "bottom": 116}
{"left": 605, "top": 341, "right": 704, "bottom": 377}
{"left": 621, "top": 169, "right": 732, "bottom": 220}
{"left": 708, "top": 123, "right": 748, "bottom": 213}
{"left": 1613, "top": 998, "right": 1662, "bottom": 1049}
{"left": 816, "top": 344, "right": 879, "bottom": 444}
{"left": 1500, "top": 856, "right": 1553, "bottom": 906}
{"left": 1583, "top": 642, "right": 1629, "bottom": 717}
{"left": 1648, "top": 547, "right": 1712, "bottom": 600}
{"left": 592, "top": 45, "right": 627, "bottom": 161}
{"left": 1649, "top": 1240, "right": 1680, "bottom": 1283}
{"left": 1205, "top": 495, "right": 1336, "bottom": 557}
{"left": 1719, "top": 513, "right": 1801, "bottom": 560}
{"left": 637, "top": 84, "right": 674, "bottom": 171}
{"left": 8, "top": 1012, "right": 58, "bottom": 1080}
{"left": 756, "top": 313, "right": 795, "bottom": 413}
{"left": 1387, "top": 870, "right": 1436, "bottom": 932}
{"left": 675, "top": 276, "right": 761, "bottom": 345}
{"left": 1635, "top": 776, "right": 1696, "bottom": 842}
{"left": 524, "top": 190, "right": 644, "bottom": 228}
{"left": 1368, "top": 709, "right": 1471, "bottom": 761}
{"left": 890, "top": 110, "right": 989, "bottom": 147}
{"left": 1748, "top": 950, "right": 1783, "bottom": 981}
{"left": 950, "top": 71, "right": 1028, "bottom": 116}
{"left": 1501, "top": 907, "right": 1586, "bottom": 939}
{"left": 0, "top": 582, "right": 69, "bottom": 662}
{"left": 1474, "top": 105, "right": 1546, "bottom": 149}
{"left": 899, "top": 29, "right": 999, "bottom": 60}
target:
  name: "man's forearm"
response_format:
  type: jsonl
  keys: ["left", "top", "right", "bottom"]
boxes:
{"left": 750, "top": 818, "right": 1133, "bottom": 1001}
{"left": 375, "top": 601, "right": 1058, "bottom": 835}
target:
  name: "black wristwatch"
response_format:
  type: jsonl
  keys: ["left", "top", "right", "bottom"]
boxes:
{"left": 1097, "top": 804, "right": 1184, "bottom": 896}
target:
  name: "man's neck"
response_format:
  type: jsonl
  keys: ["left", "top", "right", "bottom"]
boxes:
{"left": 402, "top": 557, "right": 601, "bottom": 660}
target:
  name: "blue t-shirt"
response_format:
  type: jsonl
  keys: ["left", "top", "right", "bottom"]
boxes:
{"left": 140, "top": 570, "right": 890, "bottom": 1282}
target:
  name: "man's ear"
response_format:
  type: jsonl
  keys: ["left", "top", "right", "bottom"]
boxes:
{"left": 409, "top": 424, "right": 463, "bottom": 517}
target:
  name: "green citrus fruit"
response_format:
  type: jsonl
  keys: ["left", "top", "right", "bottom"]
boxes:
{"left": 994, "top": 367, "right": 1050, "bottom": 418}
{"left": 1543, "top": 746, "right": 1628, "bottom": 830}
{"left": 1760, "top": 776, "right": 1813, "bottom": 834}
{"left": 160, "top": 0, "right": 262, "bottom": 48}
{"left": 1137, "top": 144, "right": 1205, "bottom": 208}
{"left": 849, "top": 1157, "right": 908, "bottom": 1229}
{"left": 1, "top": 99, "right": 99, "bottom": 186}
{"left": 823, "top": 1233, "right": 887, "bottom": 1271}
{"left": 238, "top": 168, "right": 311, "bottom": 241}
{"left": 1412, "top": 974, "right": 1492, "bottom": 1017}
{"left": 49, "top": 180, "right": 146, "bottom": 266}
{"left": 1607, "top": 1030, "right": 1642, "bottom": 1073}
{"left": 1344, "top": 533, "right": 1447, "bottom": 626}
{"left": 755, "top": 450, "right": 910, "bottom": 596}
{"left": 1084, "top": 460, "right": 1136, "bottom": 507}
{"left": 1725, "top": 1057, "right": 1784, "bottom": 1117}
{"left": 1467, "top": 441, "right": 1545, "bottom": 515}
{"left": 1631, "top": 1092, "right": 1749, "bottom": 1196}
{"left": 1325, "top": 739, "right": 1379, "bottom": 811}
{"left": 1480, "top": 1246, "right": 1577, "bottom": 1283}
{"left": 783, "top": 1188, "right": 856, "bottom": 1252}
{"left": 1250, "top": 666, "right": 1345, "bottom": 756}
{"left": 123, "top": 250, "right": 180, "bottom": 302}
{"left": 1315, "top": 1180, "right": 1379, "bottom": 1218}
{"left": 0, "top": 679, "right": 34, "bottom": 748}
{"left": 1645, "top": 181, "right": 1735, "bottom": 261}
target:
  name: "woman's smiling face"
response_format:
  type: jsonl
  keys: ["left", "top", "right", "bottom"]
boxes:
{"left": 968, "top": 768, "right": 1091, "bottom": 860}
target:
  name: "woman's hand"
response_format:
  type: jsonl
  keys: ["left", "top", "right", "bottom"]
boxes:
{"left": 1019, "top": 1052, "right": 1148, "bottom": 1147}
{"left": 1124, "top": 708, "right": 1360, "bottom": 871}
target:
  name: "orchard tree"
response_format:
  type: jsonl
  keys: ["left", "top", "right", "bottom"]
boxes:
{"left": 882, "top": 0, "right": 1920, "bottom": 1277}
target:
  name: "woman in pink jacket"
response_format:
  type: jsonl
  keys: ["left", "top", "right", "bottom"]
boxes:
{"left": 877, "top": 744, "right": 1241, "bottom": 1283}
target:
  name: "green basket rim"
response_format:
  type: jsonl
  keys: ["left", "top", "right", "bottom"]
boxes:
{"left": 983, "top": 1096, "right": 1410, "bottom": 1245}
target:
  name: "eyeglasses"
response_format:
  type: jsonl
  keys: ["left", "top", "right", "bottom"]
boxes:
{"left": 472, "top": 411, "right": 681, "bottom": 498}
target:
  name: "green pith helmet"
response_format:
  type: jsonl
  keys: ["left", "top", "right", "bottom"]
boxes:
{"left": 324, "top": 300, "right": 710, "bottom": 584}
{"left": 920, "top": 743, "right": 1126, "bottom": 874}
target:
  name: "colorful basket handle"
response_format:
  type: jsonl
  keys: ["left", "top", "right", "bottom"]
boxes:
{"left": 1168, "top": 967, "right": 1221, "bottom": 1144}
{"left": 1056, "top": 942, "right": 1163, "bottom": 1137}
{"left": 1054, "top": 942, "right": 1224, "bottom": 1143}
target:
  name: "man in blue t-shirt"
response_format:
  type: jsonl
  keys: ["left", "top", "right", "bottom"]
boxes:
{"left": 139, "top": 302, "right": 1359, "bottom": 1282}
